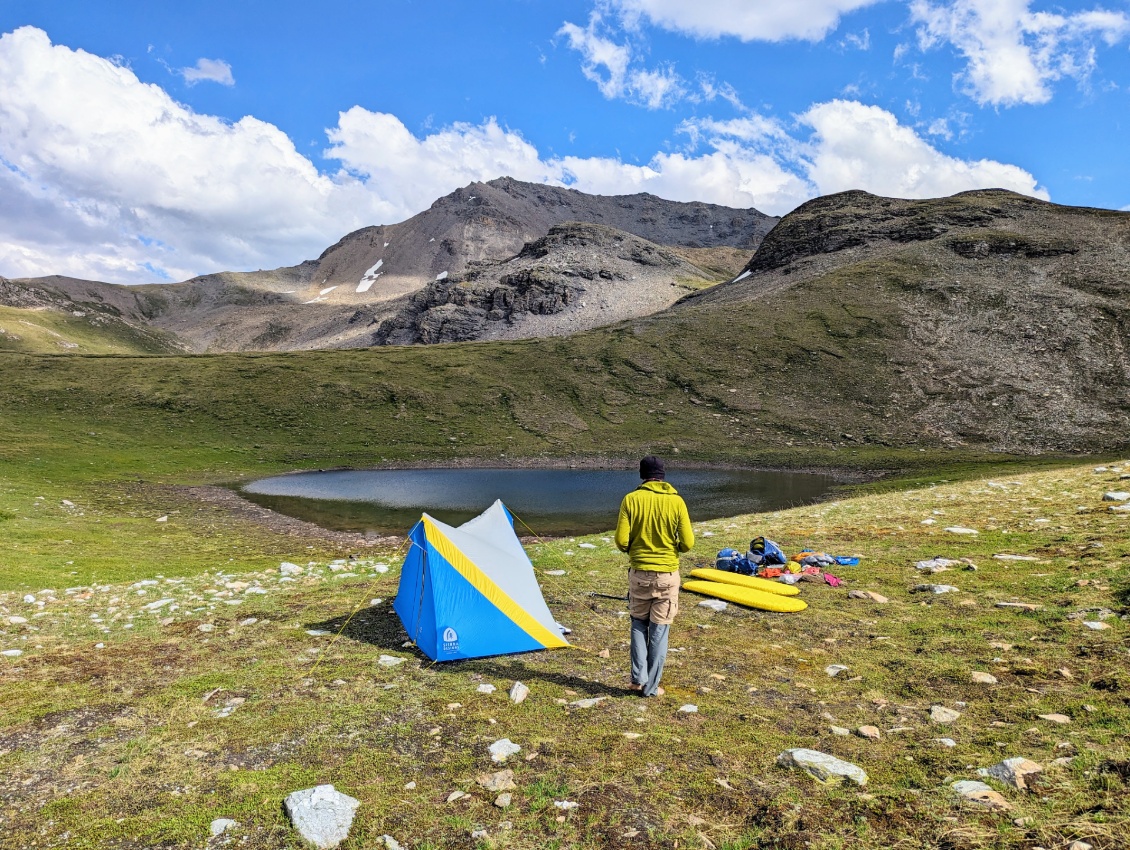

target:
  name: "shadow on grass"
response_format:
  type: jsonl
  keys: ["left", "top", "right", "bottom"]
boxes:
{"left": 305, "top": 608, "right": 630, "bottom": 698}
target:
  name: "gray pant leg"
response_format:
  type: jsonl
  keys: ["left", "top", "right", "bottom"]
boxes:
{"left": 642, "top": 621, "right": 669, "bottom": 697}
{"left": 630, "top": 617, "right": 648, "bottom": 686}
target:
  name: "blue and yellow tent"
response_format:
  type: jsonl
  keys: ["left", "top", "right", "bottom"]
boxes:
{"left": 393, "top": 500, "right": 569, "bottom": 661}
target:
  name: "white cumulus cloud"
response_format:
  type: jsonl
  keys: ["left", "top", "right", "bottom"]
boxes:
{"left": 797, "top": 99, "right": 1048, "bottom": 199}
{"left": 0, "top": 26, "right": 1049, "bottom": 284}
{"left": 611, "top": 0, "right": 885, "bottom": 42}
{"left": 911, "top": 0, "right": 1130, "bottom": 106}
{"left": 558, "top": 15, "right": 686, "bottom": 108}
{"left": 180, "top": 57, "right": 235, "bottom": 86}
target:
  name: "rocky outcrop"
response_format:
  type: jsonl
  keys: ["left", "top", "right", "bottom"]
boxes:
{"left": 371, "top": 222, "right": 711, "bottom": 345}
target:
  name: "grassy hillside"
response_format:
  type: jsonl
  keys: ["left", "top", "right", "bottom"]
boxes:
{"left": 0, "top": 305, "right": 183, "bottom": 355}
{"left": 2, "top": 460, "right": 1127, "bottom": 849}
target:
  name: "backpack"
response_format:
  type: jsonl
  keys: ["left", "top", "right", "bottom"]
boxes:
{"left": 715, "top": 548, "right": 740, "bottom": 572}
{"left": 749, "top": 536, "right": 787, "bottom": 565}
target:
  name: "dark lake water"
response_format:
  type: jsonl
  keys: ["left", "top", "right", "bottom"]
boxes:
{"left": 239, "top": 467, "right": 839, "bottom": 536}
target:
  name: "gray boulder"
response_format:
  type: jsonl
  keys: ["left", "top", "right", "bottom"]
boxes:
{"left": 284, "top": 784, "right": 360, "bottom": 849}
{"left": 776, "top": 748, "right": 867, "bottom": 786}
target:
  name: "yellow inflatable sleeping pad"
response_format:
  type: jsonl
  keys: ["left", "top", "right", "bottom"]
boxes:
{"left": 689, "top": 568, "right": 801, "bottom": 596}
{"left": 683, "top": 579, "right": 808, "bottom": 613}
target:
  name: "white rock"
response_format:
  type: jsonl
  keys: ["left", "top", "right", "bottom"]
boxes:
{"left": 930, "top": 705, "right": 962, "bottom": 724}
{"left": 210, "top": 818, "right": 238, "bottom": 837}
{"left": 1037, "top": 713, "right": 1071, "bottom": 724}
{"left": 913, "top": 584, "right": 960, "bottom": 594}
{"left": 280, "top": 562, "right": 303, "bottom": 576}
{"left": 830, "top": 726, "right": 851, "bottom": 736}
{"left": 306, "top": 629, "right": 331, "bottom": 636}
{"left": 2, "top": 649, "right": 24, "bottom": 658}
{"left": 569, "top": 697, "right": 606, "bottom": 709}
{"left": 678, "top": 704, "right": 698, "bottom": 713}
{"left": 623, "top": 732, "right": 642, "bottom": 739}
{"left": 971, "top": 671, "right": 998, "bottom": 684}
{"left": 1082, "top": 621, "right": 1110, "bottom": 630}
{"left": 143, "top": 598, "right": 175, "bottom": 611}
{"left": 22, "top": 594, "right": 36, "bottom": 604}
{"left": 993, "top": 554, "right": 1040, "bottom": 561}
{"left": 1102, "top": 491, "right": 1130, "bottom": 501}
{"left": 378, "top": 655, "right": 406, "bottom": 667}
{"left": 239, "top": 618, "right": 258, "bottom": 626}
{"left": 544, "top": 570, "right": 566, "bottom": 576}
{"left": 489, "top": 738, "right": 521, "bottom": 763}
{"left": 197, "top": 624, "right": 215, "bottom": 633}
{"left": 380, "top": 836, "right": 403, "bottom": 850}
{"left": 509, "top": 681, "right": 530, "bottom": 704}
{"left": 825, "top": 664, "right": 849, "bottom": 677}
{"left": 554, "top": 800, "right": 579, "bottom": 810}
{"left": 776, "top": 748, "right": 867, "bottom": 786}
{"left": 283, "top": 784, "right": 360, "bottom": 849}
{"left": 944, "top": 527, "right": 979, "bottom": 535}
{"left": 477, "top": 684, "right": 497, "bottom": 694}
{"left": 915, "top": 557, "right": 957, "bottom": 572}
{"left": 446, "top": 790, "right": 466, "bottom": 803}
{"left": 156, "top": 515, "right": 168, "bottom": 523}
{"left": 8, "top": 616, "right": 28, "bottom": 625}
{"left": 934, "top": 738, "right": 957, "bottom": 748}
{"left": 1110, "top": 504, "right": 1130, "bottom": 512}
{"left": 403, "top": 781, "right": 416, "bottom": 790}
{"left": 698, "top": 599, "right": 728, "bottom": 612}
{"left": 996, "top": 601, "right": 1042, "bottom": 612}
{"left": 578, "top": 543, "right": 597, "bottom": 549}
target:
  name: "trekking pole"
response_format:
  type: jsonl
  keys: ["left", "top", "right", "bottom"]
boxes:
{"left": 587, "top": 592, "right": 629, "bottom": 603}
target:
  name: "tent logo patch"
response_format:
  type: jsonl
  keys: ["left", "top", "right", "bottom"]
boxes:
{"left": 442, "top": 627, "right": 459, "bottom": 653}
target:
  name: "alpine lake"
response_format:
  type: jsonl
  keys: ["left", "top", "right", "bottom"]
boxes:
{"left": 238, "top": 466, "right": 840, "bottom": 537}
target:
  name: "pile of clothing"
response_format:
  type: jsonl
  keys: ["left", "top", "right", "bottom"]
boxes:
{"left": 714, "top": 537, "right": 858, "bottom": 588}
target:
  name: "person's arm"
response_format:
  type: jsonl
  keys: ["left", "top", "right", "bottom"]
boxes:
{"left": 676, "top": 499, "right": 694, "bottom": 553}
{"left": 614, "top": 497, "right": 631, "bottom": 553}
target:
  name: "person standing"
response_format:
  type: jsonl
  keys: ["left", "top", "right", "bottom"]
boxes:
{"left": 615, "top": 455, "right": 694, "bottom": 697}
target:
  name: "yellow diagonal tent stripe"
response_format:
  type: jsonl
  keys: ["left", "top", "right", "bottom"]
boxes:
{"left": 423, "top": 518, "right": 567, "bottom": 648}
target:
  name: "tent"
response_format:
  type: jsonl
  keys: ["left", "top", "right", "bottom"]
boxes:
{"left": 393, "top": 500, "right": 569, "bottom": 661}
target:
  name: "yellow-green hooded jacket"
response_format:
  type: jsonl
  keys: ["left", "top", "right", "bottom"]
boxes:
{"left": 615, "top": 480, "right": 695, "bottom": 572}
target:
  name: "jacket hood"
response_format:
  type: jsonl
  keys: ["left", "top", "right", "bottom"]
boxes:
{"left": 638, "top": 480, "right": 679, "bottom": 495}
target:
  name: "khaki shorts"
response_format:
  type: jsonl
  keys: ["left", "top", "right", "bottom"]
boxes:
{"left": 629, "top": 569, "right": 681, "bottom": 625}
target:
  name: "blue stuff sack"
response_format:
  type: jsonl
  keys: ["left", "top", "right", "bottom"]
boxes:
{"left": 715, "top": 548, "right": 740, "bottom": 571}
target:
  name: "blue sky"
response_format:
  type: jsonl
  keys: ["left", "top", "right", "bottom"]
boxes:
{"left": 1, "top": 0, "right": 1128, "bottom": 282}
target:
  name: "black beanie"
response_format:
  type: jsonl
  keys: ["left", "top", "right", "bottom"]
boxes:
{"left": 640, "top": 455, "right": 665, "bottom": 480}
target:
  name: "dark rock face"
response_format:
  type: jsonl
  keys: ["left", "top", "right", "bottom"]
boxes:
{"left": 744, "top": 189, "right": 1010, "bottom": 273}
{"left": 372, "top": 222, "right": 709, "bottom": 345}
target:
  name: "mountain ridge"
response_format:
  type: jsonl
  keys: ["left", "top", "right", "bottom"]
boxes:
{"left": 2, "top": 178, "right": 774, "bottom": 353}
